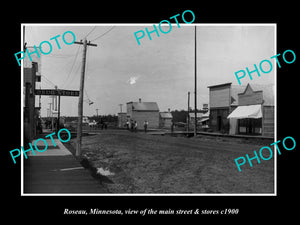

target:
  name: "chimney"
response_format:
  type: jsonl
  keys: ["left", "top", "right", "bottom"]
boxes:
{"left": 168, "top": 108, "right": 170, "bottom": 112}
{"left": 139, "top": 98, "right": 141, "bottom": 103}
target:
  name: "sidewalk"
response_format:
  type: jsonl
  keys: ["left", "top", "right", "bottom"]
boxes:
{"left": 148, "top": 130, "right": 274, "bottom": 140}
{"left": 23, "top": 131, "right": 108, "bottom": 194}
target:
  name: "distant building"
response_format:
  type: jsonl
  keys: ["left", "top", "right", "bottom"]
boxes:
{"left": 208, "top": 82, "right": 274, "bottom": 137}
{"left": 118, "top": 112, "right": 127, "bottom": 128}
{"left": 159, "top": 109, "right": 173, "bottom": 129}
{"left": 126, "top": 98, "right": 159, "bottom": 129}
{"left": 189, "top": 111, "right": 210, "bottom": 128}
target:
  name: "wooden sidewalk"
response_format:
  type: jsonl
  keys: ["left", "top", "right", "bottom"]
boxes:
{"left": 23, "top": 135, "right": 107, "bottom": 194}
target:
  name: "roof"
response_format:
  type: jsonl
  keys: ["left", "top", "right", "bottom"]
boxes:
{"left": 207, "top": 82, "right": 232, "bottom": 89}
{"left": 159, "top": 112, "right": 173, "bottom": 119}
{"left": 189, "top": 112, "right": 209, "bottom": 118}
{"left": 128, "top": 102, "right": 159, "bottom": 111}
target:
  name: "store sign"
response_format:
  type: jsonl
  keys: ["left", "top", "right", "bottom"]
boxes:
{"left": 35, "top": 89, "right": 79, "bottom": 96}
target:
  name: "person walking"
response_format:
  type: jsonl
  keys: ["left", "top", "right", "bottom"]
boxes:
{"left": 130, "top": 120, "right": 134, "bottom": 132}
{"left": 143, "top": 120, "right": 148, "bottom": 133}
{"left": 134, "top": 121, "right": 138, "bottom": 132}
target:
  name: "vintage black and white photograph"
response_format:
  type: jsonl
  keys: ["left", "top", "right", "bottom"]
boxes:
{"left": 22, "top": 24, "right": 275, "bottom": 195}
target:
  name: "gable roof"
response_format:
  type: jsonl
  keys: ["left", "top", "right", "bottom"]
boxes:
{"left": 130, "top": 102, "right": 159, "bottom": 111}
{"left": 159, "top": 112, "right": 173, "bottom": 118}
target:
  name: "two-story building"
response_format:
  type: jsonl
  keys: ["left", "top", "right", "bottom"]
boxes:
{"left": 126, "top": 98, "right": 160, "bottom": 129}
{"left": 208, "top": 82, "right": 274, "bottom": 137}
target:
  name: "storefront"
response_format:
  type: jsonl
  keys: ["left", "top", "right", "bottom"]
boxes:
{"left": 227, "top": 84, "right": 274, "bottom": 137}
{"left": 227, "top": 104, "right": 262, "bottom": 135}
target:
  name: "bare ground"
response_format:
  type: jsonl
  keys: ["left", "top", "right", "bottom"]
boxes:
{"left": 66, "top": 129, "right": 274, "bottom": 194}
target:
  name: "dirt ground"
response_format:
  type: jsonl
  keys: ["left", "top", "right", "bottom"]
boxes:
{"left": 66, "top": 129, "right": 275, "bottom": 194}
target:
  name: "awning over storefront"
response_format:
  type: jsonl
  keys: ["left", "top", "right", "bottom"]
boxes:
{"left": 227, "top": 104, "right": 262, "bottom": 119}
{"left": 199, "top": 117, "right": 209, "bottom": 123}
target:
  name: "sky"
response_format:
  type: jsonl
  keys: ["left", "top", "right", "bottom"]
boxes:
{"left": 24, "top": 24, "right": 275, "bottom": 117}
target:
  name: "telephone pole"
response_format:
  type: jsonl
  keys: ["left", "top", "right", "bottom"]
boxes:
{"left": 74, "top": 38, "right": 97, "bottom": 157}
{"left": 187, "top": 91, "right": 190, "bottom": 133}
{"left": 194, "top": 26, "right": 197, "bottom": 137}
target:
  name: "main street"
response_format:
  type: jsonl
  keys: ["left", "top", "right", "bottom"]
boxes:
{"left": 67, "top": 129, "right": 274, "bottom": 194}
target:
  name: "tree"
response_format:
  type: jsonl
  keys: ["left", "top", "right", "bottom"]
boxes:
{"left": 171, "top": 110, "right": 188, "bottom": 123}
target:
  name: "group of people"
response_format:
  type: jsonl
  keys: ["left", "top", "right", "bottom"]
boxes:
{"left": 96, "top": 120, "right": 108, "bottom": 130}
{"left": 126, "top": 120, "right": 149, "bottom": 133}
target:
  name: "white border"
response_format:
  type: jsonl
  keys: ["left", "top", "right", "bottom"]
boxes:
{"left": 21, "top": 23, "right": 277, "bottom": 196}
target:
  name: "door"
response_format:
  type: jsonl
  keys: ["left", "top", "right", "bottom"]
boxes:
{"left": 217, "top": 116, "right": 222, "bottom": 131}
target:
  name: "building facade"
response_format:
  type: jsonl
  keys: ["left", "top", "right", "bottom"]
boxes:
{"left": 118, "top": 112, "right": 127, "bottom": 128}
{"left": 208, "top": 83, "right": 274, "bottom": 137}
{"left": 227, "top": 84, "right": 274, "bottom": 137}
{"left": 159, "top": 110, "right": 173, "bottom": 129}
{"left": 208, "top": 83, "right": 235, "bottom": 133}
{"left": 126, "top": 98, "right": 159, "bottom": 129}
{"left": 23, "top": 47, "right": 42, "bottom": 142}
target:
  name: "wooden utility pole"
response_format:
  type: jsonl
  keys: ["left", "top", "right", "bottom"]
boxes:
{"left": 57, "top": 92, "right": 61, "bottom": 132}
{"left": 194, "top": 26, "right": 197, "bottom": 137}
{"left": 187, "top": 91, "right": 190, "bottom": 132}
{"left": 74, "top": 39, "right": 97, "bottom": 157}
{"left": 119, "top": 104, "right": 123, "bottom": 113}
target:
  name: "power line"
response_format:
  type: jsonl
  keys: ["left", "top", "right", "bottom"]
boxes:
{"left": 41, "top": 75, "right": 57, "bottom": 87}
{"left": 67, "top": 62, "right": 81, "bottom": 88}
{"left": 90, "top": 26, "right": 115, "bottom": 42}
{"left": 84, "top": 26, "right": 97, "bottom": 39}
{"left": 62, "top": 45, "right": 82, "bottom": 88}
{"left": 83, "top": 49, "right": 94, "bottom": 106}
{"left": 41, "top": 79, "right": 55, "bottom": 89}
{"left": 43, "top": 53, "right": 79, "bottom": 59}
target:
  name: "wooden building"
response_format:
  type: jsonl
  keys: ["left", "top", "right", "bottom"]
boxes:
{"left": 208, "top": 83, "right": 236, "bottom": 133}
{"left": 117, "top": 112, "right": 127, "bottom": 128}
{"left": 189, "top": 111, "right": 209, "bottom": 129}
{"left": 126, "top": 98, "right": 159, "bottom": 129}
{"left": 159, "top": 110, "right": 173, "bottom": 129}
{"left": 24, "top": 47, "right": 42, "bottom": 142}
{"left": 208, "top": 83, "right": 274, "bottom": 137}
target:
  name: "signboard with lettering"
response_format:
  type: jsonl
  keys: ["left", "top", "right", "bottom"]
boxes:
{"left": 35, "top": 89, "right": 80, "bottom": 96}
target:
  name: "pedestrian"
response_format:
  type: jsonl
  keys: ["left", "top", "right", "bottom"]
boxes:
{"left": 131, "top": 120, "right": 134, "bottom": 132}
{"left": 143, "top": 120, "right": 148, "bottom": 133}
{"left": 126, "top": 120, "right": 129, "bottom": 130}
{"left": 134, "top": 121, "right": 138, "bottom": 132}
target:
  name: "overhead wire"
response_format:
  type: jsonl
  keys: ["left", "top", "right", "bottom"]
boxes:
{"left": 84, "top": 26, "right": 97, "bottom": 39}
{"left": 61, "top": 45, "right": 82, "bottom": 88}
{"left": 41, "top": 78, "right": 56, "bottom": 89}
{"left": 90, "top": 26, "right": 115, "bottom": 42}
{"left": 41, "top": 75, "right": 57, "bottom": 87}
{"left": 83, "top": 43, "right": 94, "bottom": 106}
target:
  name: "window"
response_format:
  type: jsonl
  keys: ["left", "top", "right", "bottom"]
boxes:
{"left": 238, "top": 118, "right": 262, "bottom": 135}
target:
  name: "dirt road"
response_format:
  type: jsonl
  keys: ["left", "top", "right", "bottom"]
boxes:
{"left": 67, "top": 130, "right": 274, "bottom": 194}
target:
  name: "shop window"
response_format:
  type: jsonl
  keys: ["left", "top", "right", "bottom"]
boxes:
{"left": 238, "top": 118, "right": 262, "bottom": 135}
